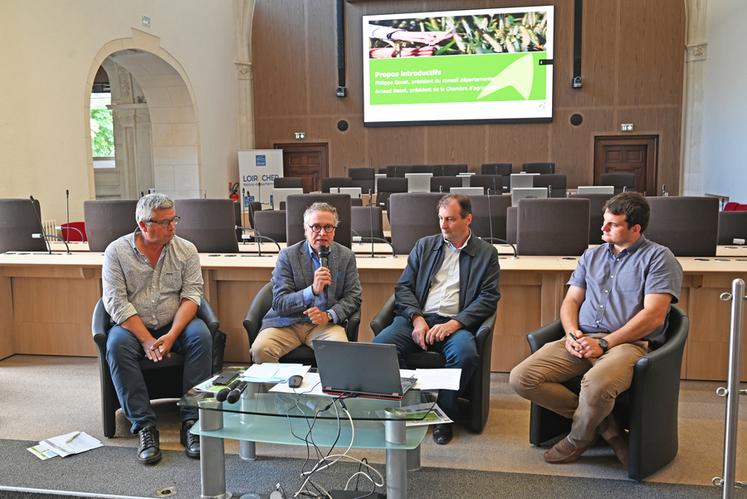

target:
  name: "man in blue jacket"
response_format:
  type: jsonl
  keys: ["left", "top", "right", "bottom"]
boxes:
{"left": 252, "top": 202, "right": 362, "bottom": 363}
{"left": 374, "top": 194, "right": 501, "bottom": 445}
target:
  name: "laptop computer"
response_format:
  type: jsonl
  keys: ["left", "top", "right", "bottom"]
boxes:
{"left": 313, "top": 340, "right": 416, "bottom": 400}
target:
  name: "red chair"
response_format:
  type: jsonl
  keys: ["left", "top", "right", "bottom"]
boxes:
{"left": 61, "top": 221, "right": 87, "bottom": 241}
{"left": 723, "top": 202, "right": 747, "bottom": 211}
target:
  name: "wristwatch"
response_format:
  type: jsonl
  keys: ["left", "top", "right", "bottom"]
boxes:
{"left": 597, "top": 338, "right": 609, "bottom": 353}
{"left": 326, "top": 311, "right": 334, "bottom": 323}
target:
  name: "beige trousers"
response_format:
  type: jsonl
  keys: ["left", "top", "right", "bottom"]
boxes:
{"left": 251, "top": 322, "right": 347, "bottom": 363}
{"left": 509, "top": 336, "right": 648, "bottom": 446}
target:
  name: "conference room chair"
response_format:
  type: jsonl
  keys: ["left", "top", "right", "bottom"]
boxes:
{"left": 385, "top": 165, "right": 408, "bottom": 177}
{"left": 469, "top": 175, "right": 504, "bottom": 194}
{"left": 569, "top": 193, "right": 613, "bottom": 244}
{"left": 351, "top": 206, "right": 385, "bottom": 241}
{"left": 243, "top": 282, "right": 360, "bottom": 366}
{"left": 441, "top": 164, "right": 469, "bottom": 176}
{"left": 174, "top": 199, "right": 239, "bottom": 253}
{"left": 480, "top": 163, "right": 513, "bottom": 176}
{"left": 0, "top": 198, "right": 47, "bottom": 253}
{"left": 245, "top": 201, "right": 262, "bottom": 229}
{"left": 470, "top": 195, "right": 512, "bottom": 242}
{"left": 599, "top": 172, "right": 636, "bottom": 194}
{"left": 516, "top": 198, "right": 590, "bottom": 256}
{"left": 717, "top": 211, "right": 747, "bottom": 244}
{"left": 61, "top": 221, "right": 87, "bottom": 242}
{"left": 371, "top": 295, "right": 496, "bottom": 433}
{"left": 84, "top": 200, "right": 138, "bottom": 252}
{"left": 348, "top": 167, "right": 375, "bottom": 194}
{"left": 252, "top": 209, "right": 287, "bottom": 243}
{"left": 376, "top": 177, "right": 408, "bottom": 215}
{"left": 430, "top": 176, "right": 463, "bottom": 193}
{"left": 274, "top": 177, "right": 304, "bottom": 190}
{"left": 388, "top": 192, "right": 442, "bottom": 255}
{"left": 321, "top": 177, "right": 353, "bottom": 193}
{"left": 645, "top": 196, "right": 719, "bottom": 256}
{"left": 525, "top": 306, "right": 689, "bottom": 480}
{"left": 410, "top": 164, "right": 436, "bottom": 174}
{"left": 350, "top": 198, "right": 363, "bottom": 207}
{"left": 533, "top": 174, "right": 567, "bottom": 198}
{"left": 522, "top": 162, "right": 555, "bottom": 174}
{"left": 506, "top": 206, "right": 517, "bottom": 244}
{"left": 285, "top": 194, "right": 352, "bottom": 248}
{"left": 92, "top": 297, "right": 224, "bottom": 438}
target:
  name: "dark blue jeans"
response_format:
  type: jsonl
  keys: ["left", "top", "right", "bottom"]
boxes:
{"left": 373, "top": 314, "right": 478, "bottom": 419}
{"left": 106, "top": 317, "right": 212, "bottom": 433}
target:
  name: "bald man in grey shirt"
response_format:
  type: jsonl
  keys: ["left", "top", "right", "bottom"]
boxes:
{"left": 510, "top": 192, "right": 682, "bottom": 466}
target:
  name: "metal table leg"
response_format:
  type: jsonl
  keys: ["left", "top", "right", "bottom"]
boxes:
{"left": 239, "top": 383, "right": 258, "bottom": 461}
{"left": 199, "top": 404, "right": 232, "bottom": 499}
{"left": 385, "top": 419, "right": 407, "bottom": 499}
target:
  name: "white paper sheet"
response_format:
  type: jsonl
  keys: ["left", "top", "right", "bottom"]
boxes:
{"left": 40, "top": 431, "right": 102, "bottom": 458}
{"left": 413, "top": 368, "right": 462, "bottom": 390}
{"left": 241, "top": 363, "right": 311, "bottom": 383}
{"left": 268, "top": 372, "right": 331, "bottom": 396}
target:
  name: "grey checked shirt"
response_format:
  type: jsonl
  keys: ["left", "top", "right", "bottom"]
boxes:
{"left": 568, "top": 235, "right": 683, "bottom": 346}
{"left": 102, "top": 230, "right": 203, "bottom": 329}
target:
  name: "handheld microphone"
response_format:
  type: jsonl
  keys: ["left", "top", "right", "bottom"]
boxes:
{"left": 226, "top": 381, "right": 249, "bottom": 404}
{"left": 319, "top": 245, "right": 330, "bottom": 268}
{"left": 216, "top": 379, "right": 242, "bottom": 402}
{"left": 29, "top": 196, "right": 52, "bottom": 254}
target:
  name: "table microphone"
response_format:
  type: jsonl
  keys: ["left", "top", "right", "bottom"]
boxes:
{"left": 216, "top": 379, "right": 242, "bottom": 402}
{"left": 319, "top": 245, "right": 330, "bottom": 268}
{"left": 226, "top": 381, "right": 249, "bottom": 403}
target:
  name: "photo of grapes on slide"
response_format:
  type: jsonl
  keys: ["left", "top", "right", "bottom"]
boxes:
{"left": 367, "top": 11, "right": 548, "bottom": 59}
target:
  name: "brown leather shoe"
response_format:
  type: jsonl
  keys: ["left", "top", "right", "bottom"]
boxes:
{"left": 543, "top": 437, "right": 589, "bottom": 464}
{"left": 598, "top": 415, "right": 628, "bottom": 467}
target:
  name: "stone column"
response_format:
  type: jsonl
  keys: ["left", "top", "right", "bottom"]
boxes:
{"left": 234, "top": 0, "right": 256, "bottom": 150}
{"left": 680, "top": 0, "right": 708, "bottom": 195}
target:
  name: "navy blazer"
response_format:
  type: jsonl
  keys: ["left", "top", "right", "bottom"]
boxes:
{"left": 260, "top": 240, "right": 362, "bottom": 330}
{"left": 394, "top": 234, "right": 500, "bottom": 332}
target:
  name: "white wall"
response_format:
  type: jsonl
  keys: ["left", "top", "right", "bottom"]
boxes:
{"left": 0, "top": 0, "right": 239, "bottom": 222}
{"left": 701, "top": 0, "right": 747, "bottom": 202}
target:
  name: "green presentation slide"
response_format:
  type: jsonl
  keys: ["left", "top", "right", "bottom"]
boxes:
{"left": 369, "top": 51, "right": 547, "bottom": 105}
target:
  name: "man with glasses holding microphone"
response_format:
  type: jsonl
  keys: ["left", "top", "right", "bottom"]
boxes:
{"left": 252, "top": 202, "right": 361, "bottom": 363}
{"left": 102, "top": 193, "right": 212, "bottom": 464}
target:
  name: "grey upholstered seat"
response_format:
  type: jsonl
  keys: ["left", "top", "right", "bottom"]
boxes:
{"left": 285, "top": 194, "right": 352, "bottom": 248}
{"left": 469, "top": 175, "right": 504, "bottom": 194}
{"left": 717, "top": 211, "right": 747, "bottom": 244}
{"left": 376, "top": 177, "right": 408, "bottom": 214}
{"left": 430, "top": 176, "right": 462, "bottom": 193}
{"left": 348, "top": 167, "right": 375, "bottom": 194}
{"left": 440, "top": 164, "right": 468, "bottom": 176}
{"left": 532, "top": 174, "right": 567, "bottom": 198}
{"left": 645, "top": 196, "right": 719, "bottom": 256}
{"left": 351, "top": 206, "right": 385, "bottom": 241}
{"left": 274, "top": 177, "right": 304, "bottom": 190}
{"left": 480, "top": 163, "right": 512, "bottom": 176}
{"left": 174, "top": 199, "right": 239, "bottom": 253}
{"left": 516, "top": 198, "right": 590, "bottom": 256}
{"left": 522, "top": 162, "right": 555, "bottom": 174}
{"left": 470, "top": 195, "right": 512, "bottom": 242}
{"left": 84, "top": 200, "right": 138, "bottom": 252}
{"left": 599, "top": 172, "right": 636, "bottom": 193}
{"left": 0, "top": 198, "right": 47, "bottom": 253}
{"left": 569, "top": 193, "right": 613, "bottom": 244}
{"left": 252, "top": 209, "right": 287, "bottom": 243}
{"left": 388, "top": 192, "right": 442, "bottom": 255}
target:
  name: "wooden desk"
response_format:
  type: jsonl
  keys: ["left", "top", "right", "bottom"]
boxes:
{"left": 1, "top": 251, "right": 745, "bottom": 381}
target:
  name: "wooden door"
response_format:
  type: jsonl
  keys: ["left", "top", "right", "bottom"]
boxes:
{"left": 594, "top": 135, "right": 658, "bottom": 195}
{"left": 274, "top": 142, "right": 328, "bottom": 193}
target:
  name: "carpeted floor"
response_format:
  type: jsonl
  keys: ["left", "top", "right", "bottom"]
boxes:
{"left": 0, "top": 355, "right": 746, "bottom": 497}
{"left": 0, "top": 439, "right": 725, "bottom": 499}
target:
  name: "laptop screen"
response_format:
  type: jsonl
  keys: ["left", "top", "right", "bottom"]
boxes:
{"left": 313, "top": 340, "right": 413, "bottom": 399}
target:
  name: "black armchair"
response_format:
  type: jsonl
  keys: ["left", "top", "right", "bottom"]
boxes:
{"left": 243, "top": 282, "right": 360, "bottom": 365}
{"left": 525, "top": 306, "right": 689, "bottom": 480}
{"left": 92, "top": 298, "right": 224, "bottom": 438}
{"left": 371, "top": 295, "right": 496, "bottom": 433}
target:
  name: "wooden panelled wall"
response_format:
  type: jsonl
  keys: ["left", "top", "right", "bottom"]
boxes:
{"left": 252, "top": 0, "right": 685, "bottom": 193}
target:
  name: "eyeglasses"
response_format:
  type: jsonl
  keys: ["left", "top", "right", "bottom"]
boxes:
{"left": 307, "top": 224, "right": 337, "bottom": 233}
{"left": 148, "top": 216, "right": 181, "bottom": 226}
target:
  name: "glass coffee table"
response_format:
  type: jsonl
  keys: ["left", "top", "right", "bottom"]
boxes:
{"left": 180, "top": 381, "right": 438, "bottom": 499}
